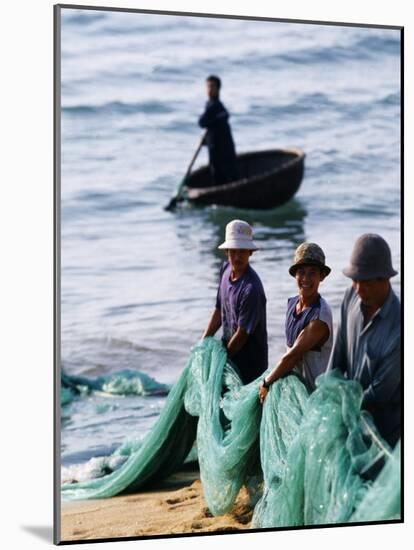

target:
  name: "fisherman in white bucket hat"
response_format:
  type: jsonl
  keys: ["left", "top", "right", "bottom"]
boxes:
{"left": 203, "top": 220, "right": 268, "bottom": 384}
{"left": 217, "top": 219, "right": 259, "bottom": 250}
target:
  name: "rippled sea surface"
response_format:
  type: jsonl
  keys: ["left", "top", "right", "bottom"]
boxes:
{"left": 59, "top": 8, "right": 401, "bottom": 479}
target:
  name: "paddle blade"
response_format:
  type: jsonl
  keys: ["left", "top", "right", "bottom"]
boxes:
{"left": 164, "top": 197, "right": 178, "bottom": 211}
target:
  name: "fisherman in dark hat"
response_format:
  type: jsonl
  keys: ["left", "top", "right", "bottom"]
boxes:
{"left": 198, "top": 75, "right": 239, "bottom": 186}
{"left": 259, "top": 242, "right": 333, "bottom": 403}
{"left": 328, "top": 233, "right": 401, "bottom": 447}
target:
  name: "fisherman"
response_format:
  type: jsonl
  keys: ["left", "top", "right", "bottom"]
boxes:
{"left": 202, "top": 220, "right": 268, "bottom": 385}
{"left": 259, "top": 243, "right": 333, "bottom": 403}
{"left": 328, "top": 234, "right": 401, "bottom": 447}
{"left": 198, "top": 75, "right": 239, "bottom": 186}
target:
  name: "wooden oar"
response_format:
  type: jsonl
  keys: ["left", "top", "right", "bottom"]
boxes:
{"left": 164, "top": 131, "right": 207, "bottom": 211}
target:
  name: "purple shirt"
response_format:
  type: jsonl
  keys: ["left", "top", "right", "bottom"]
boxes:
{"left": 215, "top": 262, "right": 268, "bottom": 384}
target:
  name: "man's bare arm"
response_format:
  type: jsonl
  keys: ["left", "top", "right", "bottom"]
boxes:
{"left": 202, "top": 308, "right": 222, "bottom": 338}
{"left": 226, "top": 326, "right": 249, "bottom": 358}
{"left": 259, "top": 320, "right": 329, "bottom": 403}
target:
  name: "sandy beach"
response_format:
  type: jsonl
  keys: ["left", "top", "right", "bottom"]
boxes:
{"left": 60, "top": 466, "right": 253, "bottom": 542}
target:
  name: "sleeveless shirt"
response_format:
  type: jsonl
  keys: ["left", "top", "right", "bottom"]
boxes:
{"left": 285, "top": 294, "right": 333, "bottom": 391}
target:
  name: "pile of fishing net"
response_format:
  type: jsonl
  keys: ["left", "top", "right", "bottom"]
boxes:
{"left": 61, "top": 337, "right": 400, "bottom": 527}
{"left": 61, "top": 368, "right": 170, "bottom": 406}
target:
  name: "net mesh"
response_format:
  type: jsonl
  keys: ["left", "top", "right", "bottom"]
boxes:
{"left": 61, "top": 337, "right": 400, "bottom": 526}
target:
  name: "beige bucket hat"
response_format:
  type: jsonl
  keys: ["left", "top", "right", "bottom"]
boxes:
{"left": 289, "top": 242, "right": 331, "bottom": 277}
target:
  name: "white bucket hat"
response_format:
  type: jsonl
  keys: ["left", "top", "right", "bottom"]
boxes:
{"left": 218, "top": 220, "right": 259, "bottom": 250}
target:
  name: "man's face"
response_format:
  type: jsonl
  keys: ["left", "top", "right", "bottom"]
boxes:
{"left": 295, "top": 265, "right": 324, "bottom": 300}
{"left": 352, "top": 278, "right": 388, "bottom": 307}
{"left": 226, "top": 249, "right": 252, "bottom": 273}
{"left": 206, "top": 80, "right": 219, "bottom": 99}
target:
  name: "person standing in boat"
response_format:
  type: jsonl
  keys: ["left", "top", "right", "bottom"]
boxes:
{"left": 203, "top": 220, "right": 268, "bottom": 385}
{"left": 198, "top": 75, "right": 239, "bottom": 186}
{"left": 259, "top": 243, "right": 333, "bottom": 403}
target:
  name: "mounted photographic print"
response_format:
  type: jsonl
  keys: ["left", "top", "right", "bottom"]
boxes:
{"left": 54, "top": 3, "right": 403, "bottom": 545}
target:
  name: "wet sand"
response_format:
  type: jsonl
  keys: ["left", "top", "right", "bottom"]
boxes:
{"left": 60, "top": 467, "right": 253, "bottom": 542}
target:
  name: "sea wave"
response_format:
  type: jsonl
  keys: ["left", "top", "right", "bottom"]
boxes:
{"left": 62, "top": 451, "right": 132, "bottom": 484}
{"left": 377, "top": 92, "right": 400, "bottom": 106}
{"left": 279, "top": 44, "right": 358, "bottom": 65}
{"left": 63, "top": 100, "right": 174, "bottom": 117}
{"left": 63, "top": 191, "right": 152, "bottom": 218}
{"left": 355, "top": 34, "right": 400, "bottom": 56}
{"left": 245, "top": 33, "right": 399, "bottom": 70}
{"left": 63, "top": 9, "right": 107, "bottom": 27}
{"left": 247, "top": 92, "right": 336, "bottom": 119}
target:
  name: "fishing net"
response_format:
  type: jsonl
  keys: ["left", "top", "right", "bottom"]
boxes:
{"left": 61, "top": 362, "right": 197, "bottom": 499}
{"left": 61, "top": 368, "right": 170, "bottom": 406}
{"left": 61, "top": 337, "right": 400, "bottom": 527}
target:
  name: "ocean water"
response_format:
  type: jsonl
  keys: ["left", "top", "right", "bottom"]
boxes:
{"left": 59, "top": 8, "right": 401, "bottom": 482}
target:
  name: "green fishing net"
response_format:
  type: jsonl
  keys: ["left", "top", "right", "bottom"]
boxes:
{"left": 61, "top": 368, "right": 170, "bottom": 406}
{"left": 61, "top": 337, "right": 400, "bottom": 527}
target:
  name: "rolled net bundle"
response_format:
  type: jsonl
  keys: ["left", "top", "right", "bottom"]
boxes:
{"left": 252, "top": 369, "right": 398, "bottom": 527}
{"left": 251, "top": 373, "right": 309, "bottom": 527}
{"left": 185, "top": 337, "right": 262, "bottom": 515}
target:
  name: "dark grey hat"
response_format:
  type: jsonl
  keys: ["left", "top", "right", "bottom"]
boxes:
{"left": 343, "top": 233, "right": 398, "bottom": 280}
{"left": 289, "top": 242, "right": 331, "bottom": 277}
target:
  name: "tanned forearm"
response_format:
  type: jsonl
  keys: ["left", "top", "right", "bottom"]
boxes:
{"left": 264, "top": 348, "right": 303, "bottom": 384}
{"left": 202, "top": 308, "right": 222, "bottom": 338}
{"left": 259, "top": 332, "right": 304, "bottom": 403}
{"left": 259, "top": 322, "right": 329, "bottom": 404}
{"left": 264, "top": 320, "right": 329, "bottom": 385}
{"left": 226, "top": 327, "right": 249, "bottom": 358}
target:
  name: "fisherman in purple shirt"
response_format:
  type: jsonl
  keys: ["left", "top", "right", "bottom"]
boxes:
{"left": 203, "top": 220, "right": 268, "bottom": 384}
